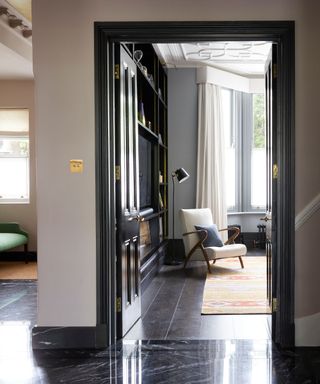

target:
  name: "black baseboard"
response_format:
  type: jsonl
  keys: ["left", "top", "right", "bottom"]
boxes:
{"left": 140, "top": 241, "right": 167, "bottom": 293}
{"left": 0, "top": 251, "right": 37, "bottom": 262}
{"left": 32, "top": 324, "right": 107, "bottom": 349}
{"left": 165, "top": 239, "right": 185, "bottom": 263}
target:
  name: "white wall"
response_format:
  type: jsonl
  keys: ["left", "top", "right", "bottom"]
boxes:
{"left": 32, "top": 0, "right": 320, "bottom": 344}
{"left": 0, "top": 80, "right": 36, "bottom": 251}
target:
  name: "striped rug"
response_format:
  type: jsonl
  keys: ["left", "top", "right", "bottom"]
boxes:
{"left": 202, "top": 256, "right": 271, "bottom": 315}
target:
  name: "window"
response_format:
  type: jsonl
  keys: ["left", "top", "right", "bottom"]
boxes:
{"left": 0, "top": 109, "right": 30, "bottom": 203}
{"left": 222, "top": 90, "right": 266, "bottom": 212}
{"left": 251, "top": 94, "right": 266, "bottom": 209}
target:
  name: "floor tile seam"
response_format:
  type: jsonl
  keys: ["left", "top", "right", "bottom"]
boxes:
{"left": 164, "top": 279, "right": 188, "bottom": 340}
{"left": 142, "top": 280, "right": 166, "bottom": 319}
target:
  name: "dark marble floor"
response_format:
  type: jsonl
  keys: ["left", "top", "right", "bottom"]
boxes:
{"left": 1, "top": 328, "right": 320, "bottom": 383}
{"left": 0, "top": 279, "right": 37, "bottom": 324}
{"left": 1, "top": 269, "right": 320, "bottom": 383}
{"left": 126, "top": 259, "right": 271, "bottom": 340}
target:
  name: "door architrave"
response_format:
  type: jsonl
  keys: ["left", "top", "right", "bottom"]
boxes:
{"left": 94, "top": 21, "right": 295, "bottom": 348}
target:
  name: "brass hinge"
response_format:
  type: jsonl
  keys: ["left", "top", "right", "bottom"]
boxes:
{"left": 116, "top": 297, "right": 121, "bottom": 313}
{"left": 115, "top": 165, "right": 121, "bottom": 181}
{"left": 272, "top": 298, "right": 278, "bottom": 312}
{"left": 114, "top": 64, "right": 120, "bottom": 80}
{"left": 272, "top": 63, "right": 277, "bottom": 79}
{"left": 273, "top": 164, "right": 278, "bottom": 179}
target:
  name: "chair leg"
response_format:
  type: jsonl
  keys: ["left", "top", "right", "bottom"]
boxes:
{"left": 200, "top": 247, "right": 212, "bottom": 273}
{"left": 238, "top": 256, "right": 244, "bottom": 268}
{"left": 184, "top": 249, "right": 195, "bottom": 269}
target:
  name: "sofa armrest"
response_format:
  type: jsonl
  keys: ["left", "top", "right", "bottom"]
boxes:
{"left": 0, "top": 223, "right": 28, "bottom": 238}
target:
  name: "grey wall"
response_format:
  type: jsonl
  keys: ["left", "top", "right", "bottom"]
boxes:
{"left": 168, "top": 68, "right": 197, "bottom": 239}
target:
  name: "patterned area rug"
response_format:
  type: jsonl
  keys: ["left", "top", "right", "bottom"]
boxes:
{"left": 202, "top": 256, "right": 271, "bottom": 315}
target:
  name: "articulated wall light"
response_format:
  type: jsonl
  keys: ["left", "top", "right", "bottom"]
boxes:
{"left": 165, "top": 167, "right": 190, "bottom": 265}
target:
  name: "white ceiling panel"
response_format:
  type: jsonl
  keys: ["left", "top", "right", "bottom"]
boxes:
{"left": 154, "top": 42, "right": 272, "bottom": 77}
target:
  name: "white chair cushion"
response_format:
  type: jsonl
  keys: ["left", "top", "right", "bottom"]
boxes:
{"left": 205, "top": 243, "right": 247, "bottom": 259}
{"left": 179, "top": 208, "right": 213, "bottom": 256}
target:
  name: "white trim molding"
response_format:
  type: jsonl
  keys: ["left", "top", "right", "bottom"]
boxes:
{"left": 296, "top": 312, "right": 320, "bottom": 346}
{"left": 295, "top": 193, "right": 320, "bottom": 231}
{"left": 196, "top": 66, "right": 264, "bottom": 93}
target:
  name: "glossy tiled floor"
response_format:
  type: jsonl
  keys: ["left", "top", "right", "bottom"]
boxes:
{"left": 126, "top": 259, "right": 271, "bottom": 340}
{"left": 1, "top": 327, "right": 320, "bottom": 383}
{"left": 1, "top": 268, "right": 320, "bottom": 383}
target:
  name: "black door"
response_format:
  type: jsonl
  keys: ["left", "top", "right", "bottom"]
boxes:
{"left": 115, "top": 45, "right": 141, "bottom": 337}
{"left": 264, "top": 44, "right": 278, "bottom": 339}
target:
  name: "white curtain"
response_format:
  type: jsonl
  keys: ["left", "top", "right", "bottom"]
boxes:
{"left": 196, "top": 83, "right": 228, "bottom": 234}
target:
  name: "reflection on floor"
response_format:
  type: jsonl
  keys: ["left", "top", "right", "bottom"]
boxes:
{"left": 0, "top": 269, "right": 320, "bottom": 382}
{"left": 1, "top": 326, "right": 320, "bottom": 383}
{"left": 126, "top": 260, "right": 271, "bottom": 340}
{"left": 0, "top": 280, "right": 37, "bottom": 324}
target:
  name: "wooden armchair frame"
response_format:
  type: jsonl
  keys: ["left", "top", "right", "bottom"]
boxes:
{"left": 182, "top": 226, "right": 244, "bottom": 273}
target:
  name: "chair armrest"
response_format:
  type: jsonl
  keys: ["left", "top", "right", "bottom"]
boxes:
{"left": 183, "top": 229, "right": 208, "bottom": 244}
{"left": 0, "top": 222, "right": 28, "bottom": 238}
{"left": 219, "top": 226, "right": 240, "bottom": 245}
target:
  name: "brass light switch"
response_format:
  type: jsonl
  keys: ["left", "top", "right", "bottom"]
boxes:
{"left": 70, "top": 159, "right": 83, "bottom": 173}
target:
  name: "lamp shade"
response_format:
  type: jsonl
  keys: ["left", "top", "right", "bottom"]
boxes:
{"left": 173, "top": 167, "right": 190, "bottom": 183}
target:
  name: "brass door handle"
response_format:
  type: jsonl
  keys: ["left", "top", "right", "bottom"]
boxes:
{"left": 260, "top": 216, "right": 271, "bottom": 222}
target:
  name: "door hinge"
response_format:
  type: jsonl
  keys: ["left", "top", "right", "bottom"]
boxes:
{"left": 273, "top": 164, "right": 278, "bottom": 179}
{"left": 114, "top": 64, "right": 120, "bottom": 80}
{"left": 272, "top": 298, "right": 278, "bottom": 312}
{"left": 272, "top": 63, "right": 277, "bottom": 79}
{"left": 116, "top": 297, "right": 121, "bottom": 312}
{"left": 115, "top": 165, "right": 121, "bottom": 181}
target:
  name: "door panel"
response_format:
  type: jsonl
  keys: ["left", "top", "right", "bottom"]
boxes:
{"left": 264, "top": 44, "right": 278, "bottom": 340}
{"left": 115, "top": 45, "right": 141, "bottom": 337}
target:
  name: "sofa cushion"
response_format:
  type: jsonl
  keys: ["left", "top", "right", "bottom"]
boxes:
{"left": 0, "top": 233, "right": 28, "bottom": 252}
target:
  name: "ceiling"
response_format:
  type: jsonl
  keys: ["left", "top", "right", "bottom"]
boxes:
{"left": 7, "top": 0, "right": 31, "bottom": 21}
{"left": 0, "top": 42, "right": 33, "bottom": 79}
{"left": 0, "top": 0, "right": 33, "bottom": 79}
{"left": 154, "top": 42, "right": 272, "bottom": 77}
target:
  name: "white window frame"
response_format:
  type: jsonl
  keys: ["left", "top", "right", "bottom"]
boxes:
{"left": 0, "top": 109, "right": 30, "bottom": 204}
{"left": 224, "top": 89, "right": 266, "bottom": 213}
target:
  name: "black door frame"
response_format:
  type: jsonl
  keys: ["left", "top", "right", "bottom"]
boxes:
{"left": 94, "top": 21, "right": 295, "bottom": 348}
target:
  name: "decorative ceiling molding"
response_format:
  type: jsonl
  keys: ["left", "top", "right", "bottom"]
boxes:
{"left": 7, "top": 0, "right": 31, "bottom": 22}
{"left": 154, "top": 42, "right": 271, "bottom": 77}
{"left": 0, "top": 0, "right": 32, "bottom": 39}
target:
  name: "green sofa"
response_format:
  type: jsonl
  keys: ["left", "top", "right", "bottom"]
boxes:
{"left": 0, "top": 223, "right": 29, "bottom": 262}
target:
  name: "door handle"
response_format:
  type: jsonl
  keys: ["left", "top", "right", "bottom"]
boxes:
{"left": 128, "top": 214, "right": 145, "bottom": 222}
{"left": 260, "top": 216, "right": 271, "bottom": 222}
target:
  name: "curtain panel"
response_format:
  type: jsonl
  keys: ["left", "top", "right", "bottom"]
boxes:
{"left": 196, "top": 83, "right": 228, "bottom": 235}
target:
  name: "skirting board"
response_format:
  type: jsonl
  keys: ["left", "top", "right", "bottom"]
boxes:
{"left": 0, "top": 251, "right": 37, "bottom": 262}
{"left": 32, "top": 324, "right": 108, "bottom": 349}
{"left": 295, "top": 312, "right": 320, "bottom": 346}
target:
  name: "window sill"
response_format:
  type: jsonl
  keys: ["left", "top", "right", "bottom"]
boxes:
{"left": 0, "top": 199, "right": 30, "bottom": 204}
{"left": 228, "top": 211, "right": 265, "bottom": 215}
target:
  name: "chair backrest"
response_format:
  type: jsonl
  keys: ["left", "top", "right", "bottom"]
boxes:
{"left": 179, "top": 208, "right": 213, "bottom": 257}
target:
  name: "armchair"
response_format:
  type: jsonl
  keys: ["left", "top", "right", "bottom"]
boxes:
{"left": 179, "top": 208, "right": 247, "bottom": 273}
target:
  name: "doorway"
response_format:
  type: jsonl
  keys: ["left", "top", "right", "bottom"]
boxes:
{"left": 94, "top": 21, "right": 295, "bottom": 348}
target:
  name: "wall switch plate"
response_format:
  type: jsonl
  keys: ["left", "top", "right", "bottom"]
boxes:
{"left": 70, "top": 159, "right": 83, "bottom": 173}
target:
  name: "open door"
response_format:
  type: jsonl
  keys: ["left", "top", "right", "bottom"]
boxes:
{"left": 115, "top": 45, "right": 141, "bottom": 337}
{"left": 264, "top": 44, "right": 278, "bottom": 340}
